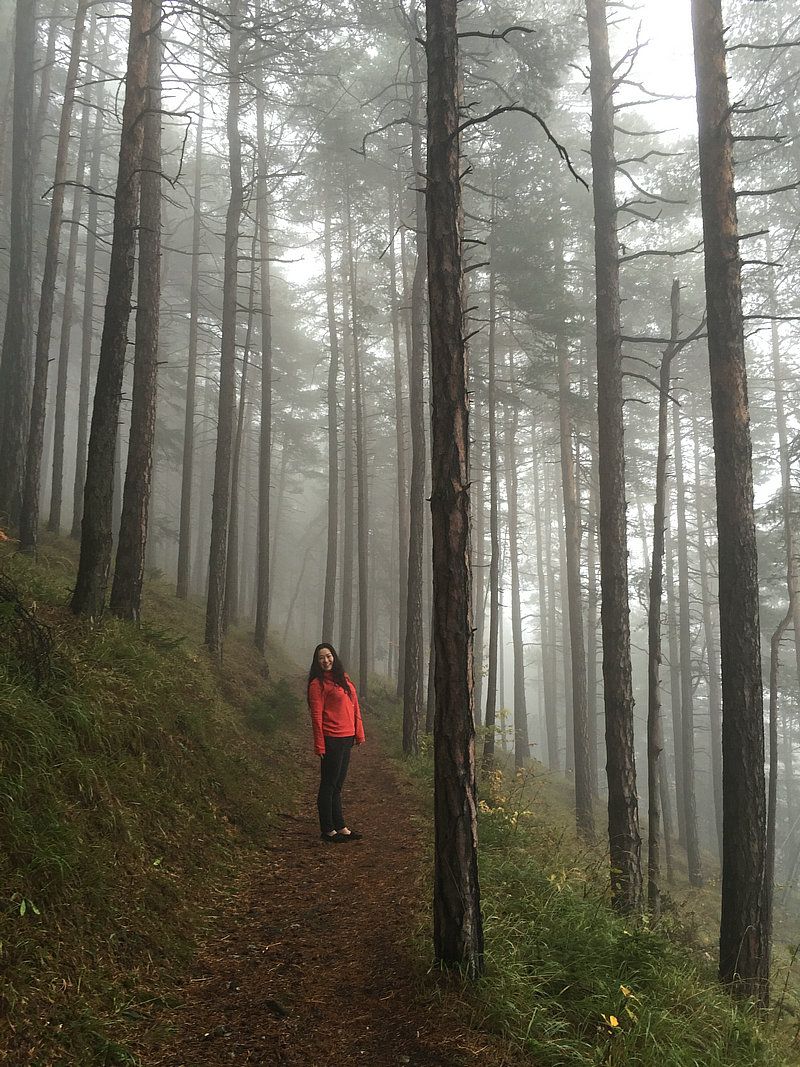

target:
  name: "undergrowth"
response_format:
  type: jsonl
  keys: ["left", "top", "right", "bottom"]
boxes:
{"left": 3, "top": 557, "right": 798, "bottom": 1067}
{"left": 0, "top": 537, "right": 306, "bottom": 1066}
{"left": 368, "top": 677, "right": 798, "bottom": 1067}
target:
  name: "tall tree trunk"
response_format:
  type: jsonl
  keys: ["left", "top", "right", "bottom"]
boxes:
{"left": 225, "top": 253, "right": 255, "bottom": 630}
{"left": 471, "top": 359, "right": 485, "bottom": 725}
{"left": 344, "top": 173, "right": 370, "bottom": 699}
{"left": 503, "top": 356, "right": 529, "bottom": 771}
{"left": 482, "top": 219, "right": 500, "bottom": 769}
{"left": 556, "top": 219, "right": 592, "bottom": 839}
{"left": 253, "top": 5, "right": 273, "bottom": 657}
{"left": 48, "top": 17, "right": 95, "bottom": 534}
{"left": 427, "top": 0, "right": 483, "bottom": 979}
{"left": 321, "top": 186, "right": 339, "bottom": 643}
{"left": 672, "top": 394, "right": 703, "bottom": 887}
{"left": 31, "top": 0, "right": 58, "bottom": 181}
{"left": 692, "top": 395, "right": 723, "bottom": 862}
{"left": 338, "top": 245, "right": 355, "bottom": 665}
{"left": 691, "top": 0, "right": 769, "bottom": 1001}
{"left": 71, "top": 39, "right": 108, "bottom": 541}
{"left": 532, "top": 429, "right": 558, "bottom": 771}
{"left": 766, "top": 236, "right": 800, "bottom": 745}
{"left": 389, "top": 180, "right": 410, "bottom": 695}
{"left": 19, "top": 0, "right": 88, "bottom": 554}
{"left": 586, "top": 0, "right": 642, "bottom": 912}
{"left": 71, "top": 0, "right": 152, "bottom": 617}
{"left": 646, "top": 279, "right": 680, "bottom": 917}
{"left": 205, "top": 0, "right": 242, "bottom": 653}
{"left": 176, "top": 38, "right": 205, "bottom": 600}
{"left": 402, "top": 11, "right": 427, "bottom": 754}
{"left": 0, "top": 0, "right": 36, "bottom": 530}
{"left": 110, "top": 0, "right": 162, "bottom": 620}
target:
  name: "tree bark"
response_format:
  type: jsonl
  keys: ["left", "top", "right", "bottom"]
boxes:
{"left": 0, "top": 0, "right": 36, "bottom": 530}
{"left": 110, "top": 0, "right": 163, "bottom": 620}
{"left": 586, "top": 0, "right": 642, "bottom": 912}
{"left": 427, "top": 0, "right": 483, "bottom": 978}
{"left": 691, "top": 0, "right": 769, "bottom": 1002}
{"left": 71, "top": 0, "right": 152, "bottom": 617}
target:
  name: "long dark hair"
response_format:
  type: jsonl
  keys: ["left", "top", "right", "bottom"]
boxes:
{"left": 307, "top": 642, "right": 351, "bottom": 700}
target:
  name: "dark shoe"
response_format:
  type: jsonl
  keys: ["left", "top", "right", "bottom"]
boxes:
{"left": 335, "top": 829, "right": 362, "bottom": 840}
{"left": 321, "top": 832, "right": 345, "bottom": 843}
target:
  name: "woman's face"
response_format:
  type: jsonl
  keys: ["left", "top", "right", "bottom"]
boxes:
{"left": 317, "top": 647, "right": 334, "bottom": 672}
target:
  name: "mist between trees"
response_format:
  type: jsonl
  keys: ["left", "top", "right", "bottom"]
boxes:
{"left": 0, "top": 0, "right": 798, "bottom": 1006}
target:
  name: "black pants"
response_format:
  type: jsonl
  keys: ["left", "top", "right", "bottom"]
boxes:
{"left": 317, "top": 735, "right": 354, "bottom": 834}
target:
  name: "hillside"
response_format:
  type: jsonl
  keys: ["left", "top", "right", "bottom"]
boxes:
{"left": 0, "top": 538, "right": 795, "bottom": 1066}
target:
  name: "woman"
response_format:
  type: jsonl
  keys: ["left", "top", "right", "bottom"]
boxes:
{"left": 307, "top": 642, "right": 365, "bottom": 842}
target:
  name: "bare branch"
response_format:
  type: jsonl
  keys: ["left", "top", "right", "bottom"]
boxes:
{"left": 617, "top": 149, "right": 685, "bottom": 165}
{"left": 458, "top": 26, "right": 535, "bottom": 41}
{"left": 738, "top": 180, "right": 800, "bottom": 197}
{"left": 458, "top": 104, "right": 588, "bottom": 188}
{"left": 619, "top": 240, "right": 704, "bottom": 264}
{"left": 728, "top": 39, "right": 800, "bottom": 52}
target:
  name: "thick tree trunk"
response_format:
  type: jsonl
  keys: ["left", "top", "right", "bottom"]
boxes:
{"left": 586, "top": 0, "right": 642, "bottom": 912}
{"left": 110, "top": 0, "right": 162, "bottom": 620}
{"left": 0, "top": 0, "right": 36, "bottom": 529}
{"left": 71, "top": 0, "right": 152, "bottom": 617}
{"left": 427, "top": 0, "right": 483, "bottom": 978}
{"left": 691, "top": 0, "right": 769, "bottom": 1002}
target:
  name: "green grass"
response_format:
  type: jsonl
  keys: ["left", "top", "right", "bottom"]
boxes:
{"left": 0, "top": 536, "right": 305, "bottom": 1065}
{"left": 2, "top": 544, "right": 798, "bottom": 1066}
{"left": 373, "top": 684, "right": 798, "bottom": 1067}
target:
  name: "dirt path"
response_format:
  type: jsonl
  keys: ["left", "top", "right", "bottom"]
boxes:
{"left": 146, "top": 729, "right": 527, "bottom": 1067}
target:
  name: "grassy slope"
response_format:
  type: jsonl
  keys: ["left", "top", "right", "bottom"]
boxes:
{"left": 0, "top": 537, "right": 305, "bottom": 1065}
{"left": 1, "top": 537, "right": 797, "bottom": 1066}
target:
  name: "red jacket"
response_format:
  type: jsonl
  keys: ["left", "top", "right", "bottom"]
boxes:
{"left": 309, "top": 673, "right": 365, "bottom": 756}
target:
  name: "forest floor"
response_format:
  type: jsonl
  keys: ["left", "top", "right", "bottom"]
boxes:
{"left": 144, "top": 718, "right": 532, "bottom": 1067}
